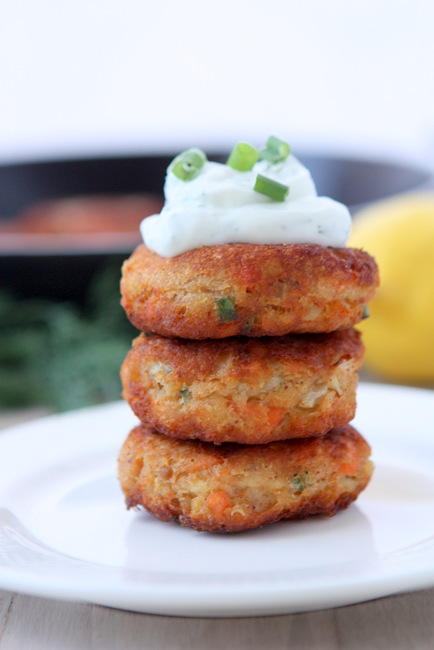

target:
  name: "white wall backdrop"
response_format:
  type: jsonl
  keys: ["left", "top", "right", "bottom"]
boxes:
{"left": 0, "top": 0, "right": 433, "bottom": 165}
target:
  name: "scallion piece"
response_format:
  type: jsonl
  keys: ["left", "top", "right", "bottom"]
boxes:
{"left": 227, "top": 142, "right": 259, "bottom": 171}
{"left": 254, "top": 174, "right": 289, "bottom": 201}
{"left": 259, "top": 135, "right": 291, "bottom": 164}
{"left": 216, "top": 297, "right": 238, "bottom": 322}
{"left": 169, "top": 148, "right": 206, "bottom": 181}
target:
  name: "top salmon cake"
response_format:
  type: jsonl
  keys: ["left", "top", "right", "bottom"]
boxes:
{"left": 120, "top": 242, "right": 379, "bottom": 339}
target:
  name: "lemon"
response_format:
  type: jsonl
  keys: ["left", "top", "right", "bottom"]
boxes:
{"left": 348, "top": 191, "right": 434, "bottom": 384}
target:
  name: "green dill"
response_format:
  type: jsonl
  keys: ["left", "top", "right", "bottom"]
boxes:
{"left": 215, "top": 297, "right": 238, "bottom": 322}
{"left": 0, "top": 262, "right": 136, "bottom": 411}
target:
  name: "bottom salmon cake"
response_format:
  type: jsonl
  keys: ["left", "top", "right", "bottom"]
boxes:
{"left": 118, "top": 423, "right": 373, "bottom": 533}
{"left": 121, "top": 329, "right": 364, "bottom": 444}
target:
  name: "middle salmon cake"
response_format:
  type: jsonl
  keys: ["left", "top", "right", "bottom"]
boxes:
{"left": 121, "top": 328, "right": 364, "bottom": 445}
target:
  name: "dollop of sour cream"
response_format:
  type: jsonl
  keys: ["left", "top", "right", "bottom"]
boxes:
{"left": 140, "top": 154, "right": 351, "bottom": 257}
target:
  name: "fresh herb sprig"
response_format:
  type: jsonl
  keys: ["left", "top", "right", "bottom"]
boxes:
{"left": 0, "top": 263, "right": 136, "bottom": 411}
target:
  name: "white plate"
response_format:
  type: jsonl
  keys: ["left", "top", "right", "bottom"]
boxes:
{"left": 1, "top": 383, "right": 433, "bottom": 617}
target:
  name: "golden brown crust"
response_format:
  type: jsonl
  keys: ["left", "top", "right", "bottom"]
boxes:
{"left": 120, "top": 243, "right": 379, "bottom": 339}
{"left": 121, "top": 329, "right": 365, "bottom": 444}
{"left": 117, "top": 423, "right": 373, "bottom": 533}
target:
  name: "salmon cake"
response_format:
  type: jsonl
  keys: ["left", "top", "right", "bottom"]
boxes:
{"left": 118, "top": 422, "right": 373, "bottom": 533}
{"left": 121, "top": 329, "right": 364, "bottom": 444}
{"left": 120, "top": 243, "right": 379, "bottom": 339}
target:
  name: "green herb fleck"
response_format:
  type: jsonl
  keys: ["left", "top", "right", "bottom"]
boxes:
{"left": 243, "top": 316, "right": 255, "bottom": 333}
{"left": 293, "top": 475, "right": 305, "bottom": 493}
{"left": 180, "top": 388, "right": 190, "bottom": 404}
{"left": 216, "top": 297, "right": 238, "bottom": 322}
{"left": 362, "top": 304, "right": 370, "bottom": 320}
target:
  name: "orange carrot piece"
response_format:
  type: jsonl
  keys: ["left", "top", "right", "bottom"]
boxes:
{"left": 266, "top": 405, "right": 287, "bottom": 429}
{"left": 339, "top": 447, "right": 360, "bottom": 476}
{"left": 206, "top": 490, "right": 232, "bottom": 517}
{"left": 232, "top": 401, "right": 285, "bottom": 431}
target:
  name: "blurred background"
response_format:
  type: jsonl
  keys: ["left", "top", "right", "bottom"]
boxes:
{"left": 1, "top": 0, "right": 433, "bottom": 414}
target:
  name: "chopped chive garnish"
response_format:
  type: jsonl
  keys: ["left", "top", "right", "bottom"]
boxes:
{"left": 362, "top": 304, "right": 370, "bottom": 320}
{"left": 180, "top": 388, "right": 190, "bottom": 404}
{"left": 227, "top": 142, "right": 259, "bottom": 171}
{"left": 259, "top": 135, "right": 291, "bottom": 164}
{"left": 169, "top": 148, "right": 206, "bottom": 181}
{"left": 216, "top": 297, "right": 238, "bottom": 322}
{"left": 254, "top": 174, "right": 289, "bottom": 201}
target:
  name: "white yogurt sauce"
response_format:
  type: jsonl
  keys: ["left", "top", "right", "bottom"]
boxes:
{"left": 140, "top": 154, "right": 351, "bottom": 257}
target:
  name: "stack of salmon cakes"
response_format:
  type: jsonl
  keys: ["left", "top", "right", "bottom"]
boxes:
{"left": 118, "top": 239, "right": 379, "bottom": 533}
